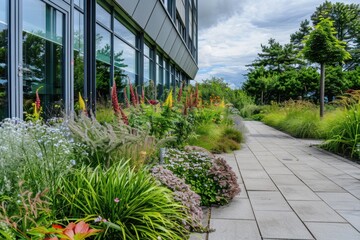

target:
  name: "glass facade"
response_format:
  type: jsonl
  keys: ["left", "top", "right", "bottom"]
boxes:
{"left": 156, "top": 54, "right": 164, "bottom": 99}
{"left": 0, "top": 0, "right": 197, "bottom": 120}
{"left": 74, "top": 8, "right": 84, "bottom": 106}
{"left": 0, "top": 0, "right": 8, "bottom": 119}
{"left": 23, "top": 0, "right": 65, "bottom": 118}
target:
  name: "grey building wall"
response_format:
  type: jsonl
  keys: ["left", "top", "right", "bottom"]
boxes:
{"left": 115, "top": 0, "right": 198, "bottom": 79}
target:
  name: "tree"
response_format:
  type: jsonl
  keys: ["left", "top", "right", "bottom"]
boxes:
{"left": 312, "top": 1, "right": 360, "bottom": 70}
{"left": 250, "top": 38, "right": 299, "bottom": 73}
{"left": 290, "top": 19, "right": 312, "bottom": 53}
{"left": 301, "top": 17, "right": 351, "bottom": 118}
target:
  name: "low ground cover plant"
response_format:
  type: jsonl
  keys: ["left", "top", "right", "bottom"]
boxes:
{"left": 163, "top": 149, "right": 240, "bottom": 206}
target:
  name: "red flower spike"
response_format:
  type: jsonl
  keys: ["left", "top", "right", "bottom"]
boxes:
{"left": 177, "top": 84, "right": 183, "bottom": 102}
{"left": 112, "top": 81, "right": 129, "bottom": 125}
{"left": 129, "top": 79, "right": 137, "bottom": 107}
{"left": 35, "top": 87, "right": 41, "bottom": 112}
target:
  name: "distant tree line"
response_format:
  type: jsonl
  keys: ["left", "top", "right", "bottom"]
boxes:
{"left": 242, "top": 1, "right": 360, "bottom": 105}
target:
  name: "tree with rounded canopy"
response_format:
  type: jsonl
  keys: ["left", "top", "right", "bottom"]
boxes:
{"left": 301, "top": 16, "right": 351, "bottom": 118}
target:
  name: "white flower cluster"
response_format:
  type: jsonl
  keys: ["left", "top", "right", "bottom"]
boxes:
{"left": 0, "top": 118, "right": 78, "bottom": 195}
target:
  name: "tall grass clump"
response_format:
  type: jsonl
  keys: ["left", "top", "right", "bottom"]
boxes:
{"left": 321, "top": 102, "right": 360, "bottom": 159}
{"left": 57, "top": 161, "right": 188, "bottom": 239}
{"left": 262, "top": 101, "right": 322, "bottom": 138}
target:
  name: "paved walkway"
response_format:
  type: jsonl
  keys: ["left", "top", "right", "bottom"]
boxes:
{"left": 191, "top": 121, "right": 360, "bottom": 240}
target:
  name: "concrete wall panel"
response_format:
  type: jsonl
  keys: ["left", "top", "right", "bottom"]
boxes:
{"left": 132, "top": 0, "right": 157, "bottom": 29}
{"left": 145, "top": 2, "right": 166, "bottom": 41}
{"left": 115, "top": 0, "right": 139, "bottom": 15}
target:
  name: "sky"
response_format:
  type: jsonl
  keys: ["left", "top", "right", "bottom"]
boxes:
{"left": 195, "top": 0, "right": 357, "bottom": 88}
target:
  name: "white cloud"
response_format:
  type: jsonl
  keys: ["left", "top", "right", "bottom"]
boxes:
{"left": 196, "top": 0, "right": 356, "bottom": 87}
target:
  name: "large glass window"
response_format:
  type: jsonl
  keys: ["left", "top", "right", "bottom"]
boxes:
{"left": 74, "top": 9, "right": 84, "bottom": 107}
{"left": 0, "top": 0, "right": 8, "bottom": 119}
{"left": 164, "top": 59, "right": 170, "bottom": 90}
{"left": 114, "top": 37, "right": 137, "bottom": 89}
{"left": 144, "top": 43, "right": 154, "bottom": 88}
{"left": 23, "top": 0, "right": 65, "bottom": 119}
{"left": 143, "top": 44, "right": 155, "bottom": 99}
{"left": 96, "top": 24, "right": 111, "bottom": 105}
{"left": 156, "top": 54, "right": 163, "bottom": 99}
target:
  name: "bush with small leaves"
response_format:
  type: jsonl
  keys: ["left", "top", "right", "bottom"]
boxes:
{"left": 163, "top": 149, "right": 240, "bottom": 206}
{"left": 151, "top": 166, "right": 204, "bottom": 231}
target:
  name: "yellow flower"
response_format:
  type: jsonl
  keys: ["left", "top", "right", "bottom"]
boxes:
{"left": 220, "top": 97, "right": 225, "bottom": 108}
{"left": 79, "top": 92, "right": 86, "bottom": 111}
{"left": 164, "top": 90, "right": 173, "bottom": 108}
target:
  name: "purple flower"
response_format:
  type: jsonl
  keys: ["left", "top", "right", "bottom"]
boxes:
{"left": 114, "top": 197, "right": 120, "bottom": 203}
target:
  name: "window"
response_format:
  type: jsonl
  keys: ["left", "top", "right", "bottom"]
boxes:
{"left": 23, "top": 0, "right": 65, "bottom": 118}
{"left": 74, "top": 0, "right": 84, "bottom": 9}
{"left": 164, "top": 59, "right": 170, "bottom": 89}
{"left": 143, "top": 43, "right": 155, "bottom": 99}
{"left": 156, "top": 54, "right": 163, "bottom": 99}
{"left": 96, "top": 3, "right": 111, "bottom": 28}
{"left": 0, "top": 0, "right": 8, "bottom": 118}
{"left": 114, "top": 17, "right": 136, "bottom": 46}
{"left": 73, "top": 9, "right": 84, "bottom": 109}
{"left": 95, "top": 24, "right": 111, "bottom": 105}
{"left": 95, "top": 2, "right": 140, "bottom": 107}
{"left": 114, "top": 37, "right": 137, "bottom": 89}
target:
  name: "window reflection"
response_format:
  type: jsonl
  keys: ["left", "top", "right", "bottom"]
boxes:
{"left": 156, "top": 54, "right": 163, "bottom": 99}
{"left": 114, "top": 18, "right": 136, "bottom": 47}
{"left": 96, "top": 24, "right": 111, "bottom": 105}
{"left": 74, "top": 9, "right": 84, "bottom": 109}
{"left": 96, "top": 3, "right": 111, "bottom": 28}
{"left": 0, "top": 0, "right": 8, "bottom": 119}
{"left": 114, "top": 37, "right": 137, "bottom": 90}
{"left": 23, "top": 0, "right": 64, "bottom": 119}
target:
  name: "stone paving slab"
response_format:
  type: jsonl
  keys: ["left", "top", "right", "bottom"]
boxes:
{"left": 211, "top": 197, "right": 255, "bottom": 220}
{"left": 317, "top": 193, "right": 360, "bottom": 211}
{"left": 208, "top": 219, "right": 261, "bottom": 240}
{"left": 243, "top": 178, "right": 277, "bottom": 191}
{"left": 305, "top": 222, "right": 360, "bottom": 240}
{"left": 248, "top": 191, "right": 291, "bottom": 211}
{"left": 255, "top": 211, "right": 314, "bottom": 239}
{"left": 191, "top": 121, "right": 360, "bottom": 240}
{"left": 288, "top": 200, "right": 346, "bottom": 222}
{"left": 338, "top": 211, "right": 360, "bottom": 231}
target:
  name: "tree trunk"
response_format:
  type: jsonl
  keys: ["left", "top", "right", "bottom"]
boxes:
{"left": 320, "top": 63, "right": 325, "bottom": 118}
{"left": 261, "top": 91, "right": 264, "bottom": 105}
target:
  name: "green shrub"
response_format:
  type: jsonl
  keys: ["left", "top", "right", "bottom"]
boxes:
{"left": 151, "top": 166, "right": 204, "bottom": 232}
{"left": 223, "top": 127, "right": 243, "bottom": 143}
{"left": 212, "top": 137, "right": 240, "bottom": 153}
{"left": 57, "top": 161, "right": 188, "bottom": 240}
{"left": 163, "top": 149, "right": 240, "bottom": 206}
{"left": 239, "top": 104, "right": 261, "bottom": 118}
